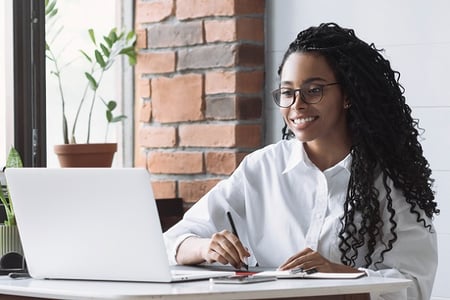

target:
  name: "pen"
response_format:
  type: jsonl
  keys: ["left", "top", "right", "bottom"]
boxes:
{"left": 226, "top": 211, "right": 249, "bottom": 270}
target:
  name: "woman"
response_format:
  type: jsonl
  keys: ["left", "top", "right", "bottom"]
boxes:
{"left": 164, "top": 23, "right": 439, "bottom": 299}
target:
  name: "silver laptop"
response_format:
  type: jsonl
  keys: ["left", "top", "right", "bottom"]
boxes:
{"left": 5, "top": 168, "right": 234, "bottom": 282}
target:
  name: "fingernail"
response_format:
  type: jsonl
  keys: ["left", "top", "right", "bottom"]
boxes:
{"left": 243, "top": 257, "right": 249, "bottom": 270}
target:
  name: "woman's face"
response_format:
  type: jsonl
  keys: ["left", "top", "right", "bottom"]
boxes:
{"left": 279, "top": 52, "right": 350, "bottom": 145}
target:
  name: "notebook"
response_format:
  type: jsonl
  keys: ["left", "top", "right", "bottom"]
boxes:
{"left": 5, "top": 168, "right": 235, "bottom": 282}
{"left": 253, "top": 269, "right": 366, "bottom": 279}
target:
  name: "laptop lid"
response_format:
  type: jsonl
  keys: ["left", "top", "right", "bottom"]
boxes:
{"left": 5, "top": 168, "right": 233, "bottom": 282}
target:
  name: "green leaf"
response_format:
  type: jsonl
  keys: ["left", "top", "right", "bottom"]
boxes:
{"left": 107, "top": 100, "right": 117, "bottom": 111}
{"left": 0, "top": 185, "right": 7, "bottom": 207}
{"left": 47, "top": 8, "right": 57, "bottom": 18}
{"left": 45, "top": 0, "right": 56, "bottom": 15}
{"left": 6, "top": 147, "right": 23, "bottom": 168}
{"left": 108, "top": 29, "right": 118, "bottom": 43}
{"left": 126, "top": 31, "right": 136, "bottom": 42}
{"left": 106, "top": 110, "right": 113, "bottom": 122}
{"left": 100, "top": 43, "right": 110, "bottom": 57}
{"left": 79, "top": 50, "right": 92, "bottom": 63}
{"left": 128, "top": 55, "right": 137, "bottom": 66}
{"left": 95, "top": 50, "right": 106, "bottom": 68}
{"left": 103, "top": 36, "right": 113, "bottom": 48}
{"left": 111, "top": 115, "right": 127, "bottom": 123}
{"left": 50, "top": 70, "right": 60, "bottom": 77}
{"left": 85, "top": 72, "right": 98, "bottom": 90}
{"left": 88, "top": 28, "right": 96, "bottom": 45}
{"left": 119, "top": 46, "right": 135, "bottom": 55}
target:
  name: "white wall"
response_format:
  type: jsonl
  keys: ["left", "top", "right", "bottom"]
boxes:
{"left": 265, "top": 1, "right": 450, "bottom": 299}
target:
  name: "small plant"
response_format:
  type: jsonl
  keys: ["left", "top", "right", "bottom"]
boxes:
{"left": 45, "top": 0, "right": 137, "bottom": 144}
{"left": 0, "top": 147, "right": 23, "bottom": 226}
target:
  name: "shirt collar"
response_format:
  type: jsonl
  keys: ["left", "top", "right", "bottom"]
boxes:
{"left": 282, "top": 140, "right": 352, "bottom": 175}
{"left": 282, "top": 140, "right": 312, "bottom": 174}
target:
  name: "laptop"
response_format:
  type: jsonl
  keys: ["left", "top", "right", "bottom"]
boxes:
{"left": 5, "top": 168, "right": 235, "bottom": 282}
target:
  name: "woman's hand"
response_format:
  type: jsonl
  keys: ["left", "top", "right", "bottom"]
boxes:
{"left": 176, "top": 231, "right": 250, "bottom": 269}
{"left": 278, "top": 247, "right": 359, "bottom": 273}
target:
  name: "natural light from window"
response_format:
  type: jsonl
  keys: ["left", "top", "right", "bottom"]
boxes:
{"left": 46, "top": 1, "right": 118, "bottom": 167}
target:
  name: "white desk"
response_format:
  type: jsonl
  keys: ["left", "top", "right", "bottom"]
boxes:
{"left": 0, "top": 276, "right": 410, "bottom": 300}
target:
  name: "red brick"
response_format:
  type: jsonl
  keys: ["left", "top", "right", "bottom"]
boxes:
{"left": 205, "top": 70, "right": 264, "bottom": 95}
{"left": 179, "top": 124, "right": 235, "bottom": 147}
{"left": 151, "top": 180, "right": 177, "bottom": 199}
{"left": 236, "top": 96, "right": 262, "bottom": 120}
{"left": 204, "top": 18, "right": 264, "bottom": 43}
{"left": 204, "top": 19, "right": 236, "bottom": 42}
{"left": 147, "top": 21, "right": 203, "bottom": 48}
{"left": 134, "top": 147, "right": 147, "bottom": 168}
{"left": 152, "top": 74, "right": 204, "bottom": 123}
{"left": 138, "top": 100, "right": 152, "bottom": 122}
{"left": 179, "top": 179, "right": 221, "bottom": 202}
{"left": 205, "top": 96, "right": 236, "bottom": 120}
{"left": 180, "top": 124, "right": 261, "bottom": 147}
{"left": 206, "top": 151, "right": 247, "bottom": 175}
{"left": 176, "top": 0, "right": 234, "bottom": 20}
{"left": 178, "top": 44, "right": 235, "bottom": 70}
{"left": 135, "top": 0, "right": 173, "bottom": 24}
{"left": 236, "top": 70, "right": 264, "bottom": 94}
{"left": 237, "top": 18, "right": 264, "bottom": 42}
{"left": 139, "top": 126, "right": 177, "bottom": 148}
{"left": 137, "top": 78, "right": 151, "bottom": 98}
{"left": 235, "top": 0, "right": 265, "bottom": 15}
{"left": 237, "top": 44, "right": 264, "bottom": 67}
{"left": 136, "top": 51, "right": 176, "bottom": 74}
{"left": 205, "top": 71, "right": 236, "bottom": 94}
{"left": 136, "top": 28, "right": 147, "bottom": 49}
{"left": 148, "top": 151, "right": 204, "bottom": 174}
{"left": 235, "top": 124, "right": 261, "bottom": 147}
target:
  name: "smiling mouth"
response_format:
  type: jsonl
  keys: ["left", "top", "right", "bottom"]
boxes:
{"left": 292, "top": 116, "right": 317, "bottom": 125}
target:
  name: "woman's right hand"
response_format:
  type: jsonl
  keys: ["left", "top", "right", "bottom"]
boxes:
{"left": 176, "top": 231, "right": 250, "bottom": 269}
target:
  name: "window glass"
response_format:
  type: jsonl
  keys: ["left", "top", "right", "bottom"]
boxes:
{"left": 45, "top": 1, "right": 117, "bottom": 167}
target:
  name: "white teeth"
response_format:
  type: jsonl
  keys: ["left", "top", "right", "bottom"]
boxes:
{"left": 293, "top": 117, "right": 315, "bottom": 124}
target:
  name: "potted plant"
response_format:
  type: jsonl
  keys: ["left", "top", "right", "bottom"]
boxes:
{"left": 0, "top": 147, "right": 24, "bottom": 258}
{"left": 45, "top": 0, "right": 137, "bottom": 167}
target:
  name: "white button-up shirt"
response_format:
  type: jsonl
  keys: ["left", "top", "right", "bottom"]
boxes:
{"left": 164, "top": 139, "right": 437, "bottom": 300}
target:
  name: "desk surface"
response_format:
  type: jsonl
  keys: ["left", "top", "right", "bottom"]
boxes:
{"left": 0, "top": 276, "right": 411, "bottom": 300}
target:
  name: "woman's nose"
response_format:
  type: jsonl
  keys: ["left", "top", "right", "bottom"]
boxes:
{"left": 292, "top": 91, "right": 307, "bottom": 110}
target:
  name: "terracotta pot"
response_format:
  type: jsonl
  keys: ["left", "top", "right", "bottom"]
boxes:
{"left": 54, "top": 143, "right": 117, "bottom": 168}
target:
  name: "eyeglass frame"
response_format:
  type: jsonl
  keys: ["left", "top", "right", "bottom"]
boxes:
{"left": 272, "top": 82, "right": 340, "bottom": 108}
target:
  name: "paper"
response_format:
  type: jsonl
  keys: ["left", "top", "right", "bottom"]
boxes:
{"left": 253, "top": 269, "right": 366, "bottom": 279}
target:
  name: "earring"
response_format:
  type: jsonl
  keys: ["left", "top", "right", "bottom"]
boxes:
{"left": 344, "top": 103, "right": 352, "bottom": 109}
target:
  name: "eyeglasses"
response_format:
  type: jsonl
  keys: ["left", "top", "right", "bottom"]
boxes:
{"left": 272, "top": 82, "right": 340, "bottom": 108}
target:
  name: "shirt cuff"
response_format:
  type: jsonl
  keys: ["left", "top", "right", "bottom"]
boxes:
{"left": 167, "top": 233, "right": 199, "bottom": 265}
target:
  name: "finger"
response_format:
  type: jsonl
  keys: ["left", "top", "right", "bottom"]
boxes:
{"left": 278, "top": 248, "right": 314, "bottom": 270}
{"left": 205, "top": 248, "right": 229, "bottom": 265}
{"left": 216, "top": 230, "right": 250, "bottom": 268}
{"left": 210, "top": 232, "right": 242, "bottom": 268}
{"left": 225, "top": 231, "right": 251, "bottom": 262}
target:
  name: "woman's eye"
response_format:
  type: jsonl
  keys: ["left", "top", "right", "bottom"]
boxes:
{"left": 306, "top": 87, "right": 321, "bottom": 95}
{"left": 281, "top": 89, "right": 294, "bottom": 97}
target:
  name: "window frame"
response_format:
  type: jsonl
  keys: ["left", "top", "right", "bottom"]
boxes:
{"left": 13, "top": 0, "right": 46, "bottom": 167}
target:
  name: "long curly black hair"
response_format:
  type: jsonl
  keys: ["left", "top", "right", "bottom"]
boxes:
{"left": 278, "top": 23, "right": 439, "bottom": 268}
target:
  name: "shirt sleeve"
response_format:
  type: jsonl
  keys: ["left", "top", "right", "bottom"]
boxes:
{"left": 163, "top": 159, "right": 248, "bottom": 265}
{"left": 358, "top": 180, "right": 438, "bottom": 300}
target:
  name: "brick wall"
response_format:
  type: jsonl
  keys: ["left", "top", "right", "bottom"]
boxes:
{"left": 134, "top": 0, "right": 265, "bottom": 206}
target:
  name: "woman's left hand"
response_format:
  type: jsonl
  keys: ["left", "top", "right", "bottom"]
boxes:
{"left": 278, "top": 247, "right": 359, "bottom": 273}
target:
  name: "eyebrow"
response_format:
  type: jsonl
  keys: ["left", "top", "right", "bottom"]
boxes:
{"left": 280, "top": 77, "right": 328, "bottom": 86}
